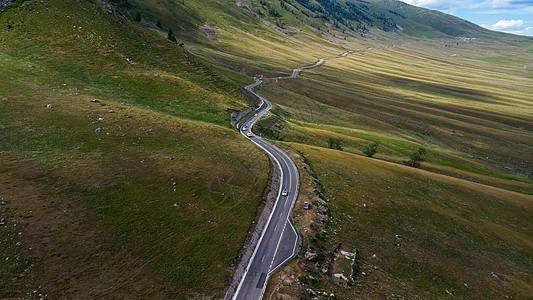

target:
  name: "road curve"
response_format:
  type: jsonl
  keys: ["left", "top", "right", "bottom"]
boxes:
{"left": 231, "top": 78, "right": 300, "bottom": 300}
{"left": 231, "top": 48, "right": 368, "bottom": 300}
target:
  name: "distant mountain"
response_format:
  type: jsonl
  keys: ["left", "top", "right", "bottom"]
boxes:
{"left": 371, "top": 0, "right": 501, "bottom": 37}
{"left": 113, "top": 0, "right": 505, "bottom": 41}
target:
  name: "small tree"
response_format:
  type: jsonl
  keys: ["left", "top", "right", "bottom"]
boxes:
{"left": 134, "top": 11, "right": 142, "bottom": 22}
{"left": 156, "top": 19, "right": 162, "bottom": 28}
{"left": 328, "top": 137, "right": 343, "bottom": 151}
{"left": 404, "top": 147, "right": 427, "bottom": 168}
{"left": 168, "top": 28, "right": 177, "bottom": 42}
{"left": 363, "top": 143, "right": 379, "bottom": 158}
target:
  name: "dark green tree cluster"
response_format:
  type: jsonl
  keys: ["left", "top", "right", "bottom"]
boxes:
{"left": 134, "top": 11, "right": 142, "bottom": 22}
{"left": 328, "top": 137, "right": 343, "bottom": 151}
{"left": 404, "top": 147, "right": 427, "bottom": 168}
{"left": 363, "top": 143, "right": 379, "bottom": 158}
{"left": 288, "top": 0, "right": 398, "bottom": 32}
{"left": 269, "top": 8, "right": 281, "bottom": 17}
{"left": 294, "top": 0, "right": 374, "bottom": 25}
{"left": 167, "top": 28, "right": 177, "bottom": 43}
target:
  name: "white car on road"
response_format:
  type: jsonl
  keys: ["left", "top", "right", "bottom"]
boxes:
{"left": 282, "top": 189, "right": 288, "bottom": 196}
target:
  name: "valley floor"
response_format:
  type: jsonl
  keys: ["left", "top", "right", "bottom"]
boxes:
{"left": 246, "top": 39, "right": 533, "bottom": 299}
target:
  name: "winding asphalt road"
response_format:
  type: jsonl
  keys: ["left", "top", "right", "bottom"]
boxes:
{"left": 232, "top": 78, "right": 300, "bottom": 300}
{"left": 232, "top": 49, "right": 367, "bottom": 300}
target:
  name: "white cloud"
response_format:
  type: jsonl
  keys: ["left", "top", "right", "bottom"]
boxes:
{"left": 401, "top": 0, "right": 469, "bottom": 10}
{"left": 482, "top": 19, "right": 524, "bottom": 30}
{"left": 500, "top": 26, "right": 533, "bottom": 35}
{"left": 471, "top": 0, "right": 533, "bottom": 13}
{"left": 482, "top": 0, "right": 511, "bottom": 8}
{"left": 481, "top": 19, "right": 533, "bottom": 35}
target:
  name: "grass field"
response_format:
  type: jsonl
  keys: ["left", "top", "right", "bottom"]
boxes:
{"left": 0, "top": 0, "right": 269, "bottom": 298}
{"left": 255, "top": 37, "right": 533, "bottom": 299}
{"left": 267, "top": 143, "right": 533, "bottom": 298}
{"left": 253, "top": 38, "right": 533, "bottom": 194}
{"left": 1, "top": 0, "right": 532, "bottom": 298}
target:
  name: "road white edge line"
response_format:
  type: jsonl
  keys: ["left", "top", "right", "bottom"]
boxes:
{"left": 267, "top": 220, "right": 299, "bottom": 276}
{"left": 232, "top": 91, "right": 284, "bottom": 300}
{"left": 267, "top": 219, "right": 289, "bottom": 275}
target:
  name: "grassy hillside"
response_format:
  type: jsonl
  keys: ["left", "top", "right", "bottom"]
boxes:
{"left": 125, "top": 0, "right": 498, "bottom": 40}
{"left": 254, "top": 39, "right": 533, "bottom": 193}
{"left": 0, "top": 0, "right": 270, "bottom": 298}
{"left": 268, "top": 143, "right": 532, "bottom": 298}
{"left": 120, "top": 0, "right": 505, "bottom": 82}
{"left": 371, "top": 0, "right": 501, "bottom": 38}
{"left": 1, "top": 0, "right": 531, "bottom": 298}
{"left": 253, "top": 35, "right": 533, "bottom": 300}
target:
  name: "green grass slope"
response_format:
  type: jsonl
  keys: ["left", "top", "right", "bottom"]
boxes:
{"left": 1, "top": 0, "right": 532, "bottom": 298}
{"left": 274, "top": 144, "right": 533, "bottom": 298}
{"left": 371, "top": 0, "right": 501, "bottom": 38}
{"left": 253, "top": 31, "right": 533, "bottom": 300}
{"left": 125, "top": 0, "right": 502, "bottom": 42}
{"left": 117, "top": 0, "right": 514, "bottom": 86}
{"left": 254, "top": 39, "right": 533, "bottom": 193}
{"left": 0, "top": 0, "right": 269, "bottom": 298}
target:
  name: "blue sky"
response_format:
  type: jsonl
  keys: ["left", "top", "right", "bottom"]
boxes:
{"left": 401, "top": 0, "right": 533, "bottom": 36}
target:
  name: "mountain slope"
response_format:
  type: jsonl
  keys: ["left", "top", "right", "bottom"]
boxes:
{"left": 115, "top": 0, "right": 513, "bottom": 82}
{"left": 116, "top": 0, "right": 532, "bottom": 298}
{"left": 1, "top": 0, "right": 532, "bottom": 299}
{"left": 367, "top": 0, "right": 500, "bottom": 37}
{"left": 121, "top": 0, "right": 502, "bottom": 42}
{"left": 0, "top": 0, "right": 270, "bottom": 298}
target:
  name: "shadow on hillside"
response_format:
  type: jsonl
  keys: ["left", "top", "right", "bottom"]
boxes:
{"left": 377, "top": 73, "right": 504, "bottom": 105}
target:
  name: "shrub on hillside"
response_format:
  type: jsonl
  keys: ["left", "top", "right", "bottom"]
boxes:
{"left": 328, "top": 137, "right": 343, "bottom": 151}
{"left": 404, "top": 147, "right": 427, "bottom": 168}
{"left": 363, "top": 143, "right": 379, "bottom": 157}
{"left": 168, "top": 28, "right": 177, "bottom": 42}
